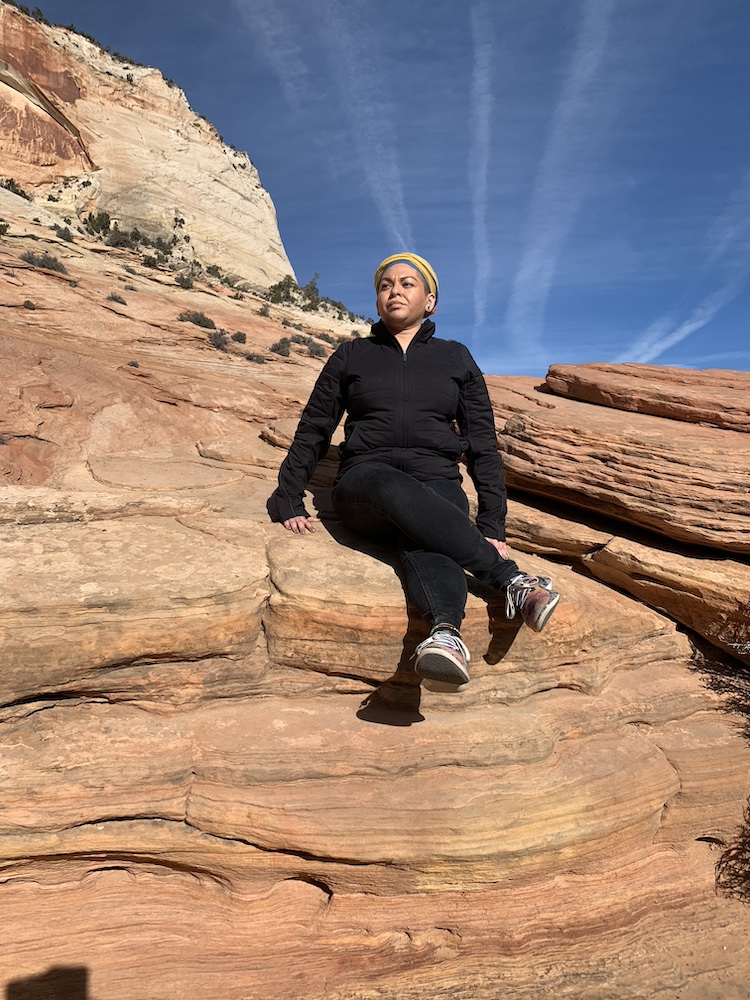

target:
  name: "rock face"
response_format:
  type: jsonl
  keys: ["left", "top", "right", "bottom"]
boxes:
{"left": 0, "top": 2, "right": 293, "bottom": 288}
{"left": 2, "top": 117, "right": 750, "bottom": 1000}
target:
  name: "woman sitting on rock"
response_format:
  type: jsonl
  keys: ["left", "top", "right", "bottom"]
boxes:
{"left": 267, "top": 253, "right": 559, "bottom": 688}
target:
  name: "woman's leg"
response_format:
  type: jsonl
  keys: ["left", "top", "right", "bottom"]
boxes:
{"left": 332, "top": 462, "right": 519, "bottom": 589}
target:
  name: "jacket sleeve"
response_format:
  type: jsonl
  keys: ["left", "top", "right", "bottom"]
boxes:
{"left": 267, "top": 348, "right": 347, "bottom": 523}
{"left": 455, "top": 346, "right": 508, "bottom": 540}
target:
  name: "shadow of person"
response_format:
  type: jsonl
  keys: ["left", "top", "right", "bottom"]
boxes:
{"left": 6, "top": 966, "right": 89, "bottom": 1000}
{"left": 308, "top": 484, "right": 523, "bottom": 724}
{"left": 356, "top": 614, "right": 427, "bottom": 726}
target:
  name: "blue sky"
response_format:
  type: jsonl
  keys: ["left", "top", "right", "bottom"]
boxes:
{"left": 34, "top": 0, "right": 750, "bottom": 376}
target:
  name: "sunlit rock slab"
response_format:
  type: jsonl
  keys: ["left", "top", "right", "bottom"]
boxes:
{"left": 486, "top": 378, "right": 750, "bottom": 554}
{"left": 0, "top": 515, "right": 269, "bottom": 705}
{"left": 545, "top": 362, "right": 750, "bottom": 431}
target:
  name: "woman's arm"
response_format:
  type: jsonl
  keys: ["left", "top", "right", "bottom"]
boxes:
{"left": 455, "top": 346, "right": 508, "bottom": 541}
{"left": 267, "top": 349, "right": 347, "bottom": 525}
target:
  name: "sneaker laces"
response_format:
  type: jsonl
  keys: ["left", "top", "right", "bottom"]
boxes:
{"left": 415, "top": 629, "right": 470, "bottom": 663}
{"left": 505, "top": 574, "right": 548, "bottom": 619}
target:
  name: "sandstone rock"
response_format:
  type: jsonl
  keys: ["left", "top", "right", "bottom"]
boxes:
{"left": 0, "top": 484, "right": 208, "bottom": 523}
{"left": 584, "top": 535, "right": 750, "bottom": 667}
{"left": 0, "top": 4, "right": 293, "bottom": 289}
{"left": 487, "top": 379, "right": 750, "bottom": 554}
{"left": 2, "top": 38, "right": 750, "bottom": 1000}
{"left": 0, "top": 515, "right": 269, "bottom": 709}
{"left": 546, "top": 362, "right": 750, "bottom": 431}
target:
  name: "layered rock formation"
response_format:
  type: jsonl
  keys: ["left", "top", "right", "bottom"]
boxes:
{"left": 0, "top": 1, "right": 293, "bottom": 288}
{"left": 2, "top": 141, "right": 750, "bottom": 1000}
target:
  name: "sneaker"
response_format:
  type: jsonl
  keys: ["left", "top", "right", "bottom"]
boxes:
{"left": 505, "top": 573, "right": 559, "bottom": 632}
{"left": 414, "top": 628, "right": 471, "bottom": 688}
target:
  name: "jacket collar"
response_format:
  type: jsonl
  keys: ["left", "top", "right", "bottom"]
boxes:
{"left": 371, "top": 318, "right": 436, "bottom": 345}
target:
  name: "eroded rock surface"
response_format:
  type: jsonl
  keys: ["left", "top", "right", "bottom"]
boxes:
{"left": 1, "top": 128, "right": 750, "bottom": 1000}
{"left": 0, "top": 3, "right": 293, "bottom": 288}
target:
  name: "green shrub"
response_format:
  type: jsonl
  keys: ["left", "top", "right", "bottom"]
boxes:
{"left": 84, "top": 210, "right": 111, "bottom": 234}
{"left": 257, "top": 304, "right": 270, "bottom": 318}
{"left": 52, "top": 224, "right": 74, "bottom": 242}
{"left": 105, "top": 226, "right": 137, "bottom": 249}
{"left": 1, "top": 178, "right": 31, "bottom": 200}
{"left": 231, "top": 331, "right": 246, "bottom": 344}
{"left": 142, "top": 254, "right": 157, "bottom": 268}
{"left": 245, "top": 352, "right": 266, "bottom": 364}
{"left": 308, "top": 342, "right": 326, "bottom": 358}
{"left": 270, "top": 337, "right": 291, "bottom": 357}
{"left": 107, "top": 292, "right": 127, "bottom": 305}
{"left": 124, "top": 284, "right": 136, "bottom": 291}
{"left": 267, "top": 274, "right": 298, "bottom": 304}
{"left": 21, "top": 251, "right": 67, "bottom": 274}
{"left": 179, "top": 311, "right": 216, "bottom": 329}
{"left": 291, "top": 333, "right": 310, "bottom": 345}
{"left": 175, "top": 273, "right": 193, "bottom": 289}
{"left": 206, "top": 263, "right": 222, "bottom": 278}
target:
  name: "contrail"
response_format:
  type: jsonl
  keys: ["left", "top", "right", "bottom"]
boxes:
{"left": 232, "top": 0, "right": 309, "bottom": 114}
{"left": 614, "top": 271, "right": 749, "bottom": 364}
{"left": 469, "top": 2, "right": 493, "bottom": 338}
{"left": 504, "top": 0, "right": 617, "bottom": 351}
{"left": 617, "top": 173, "right": 750, "bottom": 364}
{"left": 320, "top": 0, "right": 414, "bottom": 249}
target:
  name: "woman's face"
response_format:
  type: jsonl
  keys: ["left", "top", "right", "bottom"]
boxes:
{"left": 376, "top": 264, "right": 436, "bottom": 332}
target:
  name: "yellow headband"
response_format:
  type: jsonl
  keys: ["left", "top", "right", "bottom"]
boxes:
{"left": 374, "top": 253, "right": 439, "bottom": 306}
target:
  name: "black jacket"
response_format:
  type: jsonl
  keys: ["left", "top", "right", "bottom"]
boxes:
{"left": 267, "top": 319, "right": 508, "bottom": 539}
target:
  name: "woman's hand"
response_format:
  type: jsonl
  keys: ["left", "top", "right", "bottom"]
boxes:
{"left": 283, "top": 515, "right": 319, "bottom": 534}
{"left": 485, "top": 537, "right": 509, "bottom": 560}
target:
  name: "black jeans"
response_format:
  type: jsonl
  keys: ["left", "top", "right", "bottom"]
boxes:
{"left": 331, "top": 462, "right": 520, "bottom": 631}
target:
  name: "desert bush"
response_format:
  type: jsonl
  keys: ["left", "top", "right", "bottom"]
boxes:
{"left": 21, "top": 251, "right": 67, "bottom": 273}
{"left": 270, "top": 337, "right": 291, "bottom": 357}
{"left": 84, "top": 210, "right": 111, "bottom": 234}
{"left": 245, "top": 352, "right": 266, "bottom": 364}
{"left": 142, "top": 254, "right": 157, "bottom": 268}
{"left": 0, "top": 222, "right": 9, "bottom": 237}
{"left": 175, "top": 273, "right": 193, "bottom": 289}
{"left": 257, "top": 304, "right": 270, "bottom": 317}
{"left": 230, "top": 290, "right": 245, "bottom": 301}
{"left": 107, "top": 292, "right": 127, "bottom": 305}
{"left": 127, "top": 360, "right": 139, "bottom": 367}
{"left": 22, "top": 299, "right": 36, "bottom": 309}
{"left": 1, "top": 178, "right": 31, "bottom": 200}
{"left": 231, "top": 331, "right": 246, "bottom": 344}
{"left": 124, "top": 283, "right": 136, "bottom": 291}
{"left": 105, "top": 227, "right": 137, "bottom": 249}
{"left": 52, "top": 224, "right": 74, "bottom": 242}
{"left": 179, "top": 311, "right": 216, "bottom": 329}
{"left": 267, "top": 274, "right": 298, "bottom": 304}
{"left": 291, "top": 333, "right": 311, "bottom": 345}
{"left": 208, "top": 330, "right": 229, "bottom": 351}
{"left": 308, "top": 341, "right": 326, "bottom": 358}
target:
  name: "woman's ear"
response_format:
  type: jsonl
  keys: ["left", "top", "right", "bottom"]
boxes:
{"left": 424, "top": 293, "right": 437, "bottom": 316}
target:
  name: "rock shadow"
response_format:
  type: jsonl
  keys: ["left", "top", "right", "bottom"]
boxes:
{"left": 691, "top": 636, "right": 750, "bottom": 903}
{"left": 309, "top": 485, "right": 522, "bottom": 726}
{"left": 6, "top": 966, "right": 90, "bottom": 1000}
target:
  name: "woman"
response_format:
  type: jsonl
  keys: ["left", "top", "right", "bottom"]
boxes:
{"left": 267, "top": 253, "right": 559, "bottom": 688}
